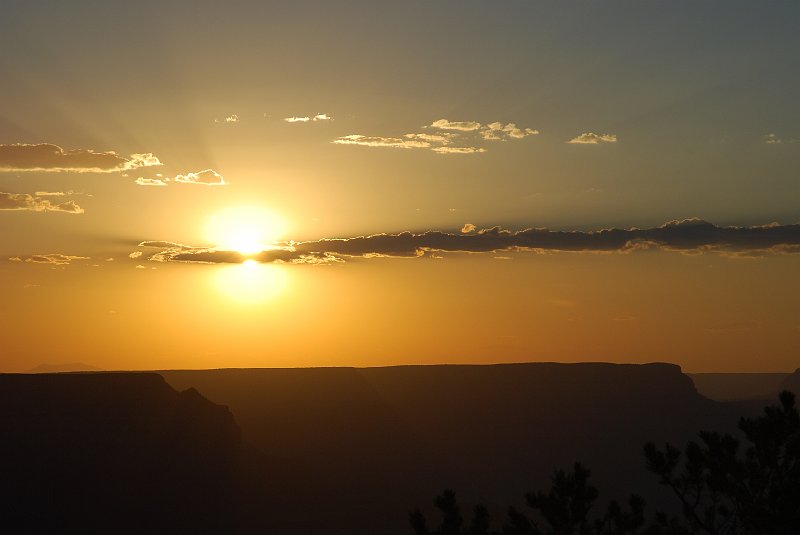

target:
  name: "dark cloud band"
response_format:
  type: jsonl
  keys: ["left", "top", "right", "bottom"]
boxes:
{"left": 138, "top": 219, "right": 800, "bottom": 265}
{"left": 0, "top": 143, "right": 160, "bottom": 173}
{"left": 0, "top": 192, "right": 83, "bottom": 213}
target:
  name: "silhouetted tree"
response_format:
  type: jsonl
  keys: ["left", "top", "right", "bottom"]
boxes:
{"left": 411, "top": 392, "right": 800, "bottom": 535}
{"left": 522, "top": 462, "right": 599, "bottom": 534}
{"left": 503, "top": 463, "right": 649, "bottom": 535}
{"left": 645, "top": 390, "right": 800, "bottom": 534}
{"left": 411, "top": 464, "right": 647, "bottom": 535}
{"left": 410, "top": 489, "right": 492, "bottom": 535}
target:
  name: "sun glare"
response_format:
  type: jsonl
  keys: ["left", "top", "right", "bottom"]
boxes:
{"left": 206, "top": 206, "right": 286, "bottom": 255}
{"left": 213, "top": 260, "right": 289, "bottom": 304}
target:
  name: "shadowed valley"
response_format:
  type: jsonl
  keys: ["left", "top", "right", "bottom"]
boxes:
{"left": 2, "top": 364, "right": 798, "bottom": 533}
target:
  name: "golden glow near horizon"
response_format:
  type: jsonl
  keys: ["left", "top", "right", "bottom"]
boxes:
{"left": 206, "top": 207, "right": 287, "bottom": 255}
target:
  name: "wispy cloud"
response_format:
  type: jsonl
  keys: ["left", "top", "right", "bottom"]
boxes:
{"left": 765, "top": 133, "right": 782, "bottom": 144}
{"left": 285, "top": 113, "right": 334, "bottom": 123}
{"left": 429, "top": 119, "right": 482, "bottom": 132}
{"left": 0, "top": 143, "right": 161, "bottom": 173}
{"left": 9, "top": 254, "right": 90, "bottom": 265}
{"left": 137, "top": 219, "right": 800, "bottom": 265}
{"left": 173, "top": 169, "right": 226, "bottom": 186}
{"left": 136, "top": 169, "right": 226, "bottom": 187}
{"left": 568, "top": 132, "right": 617, "bottom": 145}
{"left": 35, "top": 191, "right": 68, "bottom": 196}
{"left": 431, "top": 146, "right": 486, "bottom": 154}
{"left": 332, "top": 135, "right": 431, "bottom": 149}
{"left": 137, "top": 241, "right": 341, "bottom": 266}
{"left": 0, "top": 192, "right": 84, "bottom": 214}
{"left": 215, "top": 114, "right": 240, "bottom": 124}
{"left": 334, "top": 117, "right": 538, "bottom": 155}
{"left": 33, "top": 190, "right": 90, "bottom": 197}
{"left": 135, "top": 177, "right": 168, "bottom": 186}
{"left": 481, "top": 122, "right": 539, "bottom": 141}
{"left": 405, "top": 133, "right": 455, "bottom": 143}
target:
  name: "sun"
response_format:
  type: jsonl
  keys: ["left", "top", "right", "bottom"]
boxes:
{"left": 206, "top": 207, "right": 289, "bottom": 304}
{"left": 206, "top": 206, "right": 286, "bottom": 255}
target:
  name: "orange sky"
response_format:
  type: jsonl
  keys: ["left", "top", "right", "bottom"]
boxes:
{"left": 2, "top": 249, "right": 798, "bottom": 373}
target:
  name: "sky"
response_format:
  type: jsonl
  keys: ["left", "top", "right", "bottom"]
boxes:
{"left": 1, "top": 0, "right": 799, "bottom": 372}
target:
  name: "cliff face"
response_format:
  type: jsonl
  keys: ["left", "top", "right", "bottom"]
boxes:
{"left": 162, "top": 362, "right": 745, "bottom": 535}
{"left": 0, "top": 373, "right": 243, "bottom": 534}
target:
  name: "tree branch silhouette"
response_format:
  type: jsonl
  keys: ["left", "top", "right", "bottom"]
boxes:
{"left": 411, "top": 392, "right": 800, "bottom": 535}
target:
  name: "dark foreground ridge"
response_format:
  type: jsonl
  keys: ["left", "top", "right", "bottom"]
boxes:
{"left": 0, "top": 373, "right": 244, "bottom": 534}
{"left": 0, "top": 363, "right": 784, "bottom": 534}
{"left": 162, "top": 362, "right": 756, "bottom": 534}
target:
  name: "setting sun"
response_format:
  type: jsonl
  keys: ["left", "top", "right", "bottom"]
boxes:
{"left": 206, "top": 207, "right": 286, "bottom": 255}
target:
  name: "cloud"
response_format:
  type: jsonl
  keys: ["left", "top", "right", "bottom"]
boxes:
{"left": 461, "top": 223, "right": 476, "bottom": 234}
{"left": 568, "top": 132, "right": 617, "bottom": 145}
{"left": 765, "top": 133, "right": 782, "bottom": 144}
{"left": 481, "top": 122, "right": 539, "bottom": 141}
{"left": 33, "top": 190, "right": 90, "bottom": 197}
{"left": 0, "top": 143, "right": 161, "bottom": 173}
{"left": 35, "top": 191, "right": 67, "bottom": 196}
{"left": 171, "top": 169, "right": 226, "bottom": 186}
{"left": 335, "top": 136, "right": 483, "bottom": 154}
{"left": 9, "top": 254, "right": 89, "bottom": 265}
{"left": 214, "top": 114, "right": 240, "bottom": 124}
{"left": 335, "top": 118, "right": 538, "bottom": 155}
{"left": 135, "top": 177, "right": 168, "bottom": 186}
{"left": 136, "top": 241, "right": 320, "bottom": 264}
{"left": 134, "top": 170, "right": 225, "bottom": 187}
{"left": 137, "top": 219, "right": 800, "bottom": 266}
{"left": 129, "top": 251, "right": 143, "bottom": 259}
{"left": 332, "top": 135, "right": 431, "bottom": 149}
{"left": 405, "top": 133, "right": 455, "bottom": 143}
{"left": 0, "top": 192, "right": 84, "bottom": 214}
{"left": 431, "top": 146, "right": 486, "bottom": 155}
{"left": 429, "top": 119, "right": 482, "bottom": 132}
{"left": 284, "top": 113, "right": 333, "bottom": 123}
